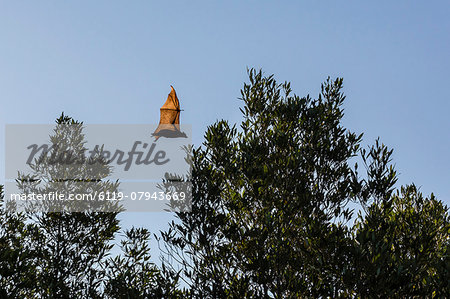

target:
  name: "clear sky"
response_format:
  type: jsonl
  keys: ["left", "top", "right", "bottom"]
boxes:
{"left": 1, "top": 0, "right": 449, "bottom": 222}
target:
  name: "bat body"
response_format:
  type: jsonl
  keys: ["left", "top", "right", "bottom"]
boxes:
{"left": 152, "top": 86, "right": 187, "bottom": 140}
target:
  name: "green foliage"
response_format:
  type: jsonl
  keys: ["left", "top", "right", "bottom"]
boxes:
{"left": 1, "top": 113, "right": 183, "bottom": 298}
{"left": 352, "top": 185, "right": 449, "bottom": 297}
{"left": 13, "top": 113, "right": 121, "bottom": 298}
{"left": 105, "top": 227, "right": 183, "bottom": 298}
{"left": 160, "top": 69, "right": 449, "bottom": 298}
{"left": 161, "top": 70, "right": 354, "bottom": 297}
{"left": 0, "top": 185, "right": 41, "bottom": 297}
{"left": 1, "top": 72, "right": 448, "bottom": 298}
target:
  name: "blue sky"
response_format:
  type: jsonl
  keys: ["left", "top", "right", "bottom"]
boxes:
{"left": 1, "top": 0, "right": 449, "bottom": 221}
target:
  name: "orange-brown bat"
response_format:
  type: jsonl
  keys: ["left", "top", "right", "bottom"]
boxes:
{"left": 152, "top": 86, "right": 187, "bottom": 140}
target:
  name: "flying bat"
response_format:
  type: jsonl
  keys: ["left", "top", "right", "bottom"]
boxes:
{"left": 152, "top": 86, "right": 187, "bottom": 140}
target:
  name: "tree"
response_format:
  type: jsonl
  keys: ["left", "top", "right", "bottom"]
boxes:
{"left": 105, "top": 227, "right": 183, "bottom": 298}
{"left": 1, "top": 114, "right": 183, "bottom": 298}
{"left": 0, "top": 184, "right": 41, "bottom": 297}
{"left": 1, "top": 71, "right": 448, "bottom": 298}
{"left": 14, "top": 113, "right": 121, "bottom": 298}
{"left": 351, "top": 184, "right": 449, "bottom": 297}
{"left": 160, "top": 69, "right": 448, "bottom": 298}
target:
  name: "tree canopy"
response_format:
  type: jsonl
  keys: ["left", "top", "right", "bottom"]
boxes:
{"left": 160, "top": 69, "right": 449, "bottom": 298}
{"left": 1, "top": 70, "right": 448, "bottom": 298}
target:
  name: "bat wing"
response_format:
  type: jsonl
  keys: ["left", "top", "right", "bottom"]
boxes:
{"left": 153, "top": 86, "right": 184, "bottom": 140}
{"left": 160, "top": 85, "right": 180, "bottom": 112}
